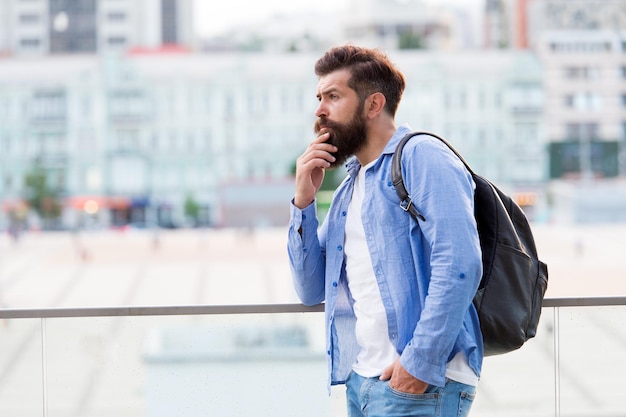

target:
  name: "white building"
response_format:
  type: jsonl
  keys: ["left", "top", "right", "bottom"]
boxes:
{"left": 0, "top": 0, "right": 195, "bottom": 56}
{"left": 342, "top": 0, "right": 483, "bottom": 50}
{"left": 391, "top": 50, "right": 546, "bottom": 189}
{"left": 0, "top": 49, "right": 546, "bottom": 230}
{"left": 535, "top": 29, "right": 626, "bottom": 222}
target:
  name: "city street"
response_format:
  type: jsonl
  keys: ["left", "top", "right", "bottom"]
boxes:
{"left": 0, "top": 224, "right": 625, "bottom": 416}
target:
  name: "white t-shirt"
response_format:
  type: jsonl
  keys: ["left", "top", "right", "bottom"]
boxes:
{"left": 345, "top": 160, "right": 399, "bottom": 377}
{"left": 344, "top": 161, "right": 478, "bottom": 386}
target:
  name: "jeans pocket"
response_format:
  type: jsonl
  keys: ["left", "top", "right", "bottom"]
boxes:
{"left": 383, "top": 382, "right": 439, "bottom": 416}
{"left": 457, "top": 390, "right": 476, "bottom": 417}
{"left": 386, "top": 383, "right": 440, "bottom": 401}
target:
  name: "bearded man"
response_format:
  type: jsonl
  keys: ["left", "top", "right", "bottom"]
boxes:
{"left": 288, "top": 45, "right": 483, "bottom": 417}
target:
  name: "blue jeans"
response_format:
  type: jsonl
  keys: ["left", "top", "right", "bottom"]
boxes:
{"left": 345, "top": 372, "right": 476, "bottom": 417}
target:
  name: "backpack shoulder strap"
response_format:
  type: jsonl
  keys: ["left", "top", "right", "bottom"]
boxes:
{"left": 391, "top": 131, "right": 476, "bottom": 222}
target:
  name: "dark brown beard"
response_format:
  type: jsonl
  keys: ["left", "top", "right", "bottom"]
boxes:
{"left": 313, "top": 103, "right": 367, "bottom": 169}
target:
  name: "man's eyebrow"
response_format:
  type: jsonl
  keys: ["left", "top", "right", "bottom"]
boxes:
{"left": 317, "top": 87, "right": 339, "bottom": 98}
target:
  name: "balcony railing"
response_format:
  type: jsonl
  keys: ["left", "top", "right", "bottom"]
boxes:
{"left": 0, "top": 297, "right": 624, "bottom": 417}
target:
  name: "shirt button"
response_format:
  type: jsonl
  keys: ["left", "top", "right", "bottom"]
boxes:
{"left": 390, "top": 333, "right": 396, "bottom": 340}
{"left": 332, "top": 282, "right": 338, "bottom": 287}
{"left": 342, "top": 211, "right": 347, "bottom": 216}
{"left": 302, "top": 214, "right": 307, "bottom": 220}
{"left": 337, "top": 245, "right": 343, "bottom": 251}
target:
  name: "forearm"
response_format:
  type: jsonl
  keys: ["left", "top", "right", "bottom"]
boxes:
{"left": 287, "top": 200, "right": 326, "bottom": 306}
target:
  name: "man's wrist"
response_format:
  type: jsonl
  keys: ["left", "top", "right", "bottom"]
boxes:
{"left": 293, "top": 196, "right": 314, "bottom": 209}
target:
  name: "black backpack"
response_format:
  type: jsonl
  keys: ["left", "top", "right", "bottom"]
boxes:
{"left": 392, "top": 131, "right": 548, "bottom": 356}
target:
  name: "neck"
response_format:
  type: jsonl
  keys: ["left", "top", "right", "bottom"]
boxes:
{"left": 355, "top": 120, "right": 397, "bottom": 166}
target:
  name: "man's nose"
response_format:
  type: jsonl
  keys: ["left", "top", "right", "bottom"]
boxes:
{"left": 314, "top": 101, "right": 327, "bottom": 118}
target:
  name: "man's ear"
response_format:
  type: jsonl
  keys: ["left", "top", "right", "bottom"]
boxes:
{"left": 365, "top": 92, "right": 387, "bottom": 119}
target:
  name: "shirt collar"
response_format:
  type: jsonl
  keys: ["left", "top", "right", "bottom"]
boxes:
{"left": 344, "top": 123, "right": 413, "bottom": 178}
{"left": 382, "top": 123, "right": 413, "bottom": 156}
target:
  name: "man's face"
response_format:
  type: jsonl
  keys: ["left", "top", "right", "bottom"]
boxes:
{"left": 314, "top": 69, "right": 367, "bottom": 168}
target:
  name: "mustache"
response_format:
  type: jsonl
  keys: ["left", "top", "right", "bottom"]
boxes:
{"left": 313, "top": 117, "right": 341, "bottom": 134}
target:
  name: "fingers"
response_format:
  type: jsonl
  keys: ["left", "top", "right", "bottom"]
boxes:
{"left": 293, "top": 133, "right": 336, "bottom": 209}
{"left": 379, "top": 363, "right": 394, "bottom": 381}
{"left": 381, "top": 361, "right": 429, "bottom": 395}
{"left": 298, "top": 132, "right": 337, "bottom": 168}
{"left": 313, "top": 130, "right": 330, "bottom": 144}
{"left": 312, "top": 131, "right": 336, "bottom": 151}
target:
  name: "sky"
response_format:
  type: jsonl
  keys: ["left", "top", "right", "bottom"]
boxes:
{"left": 192, "top": 0, "right": 479, "bottom": 37}
{"left": 193, "top": 0, "right": 349, "bottom": 37}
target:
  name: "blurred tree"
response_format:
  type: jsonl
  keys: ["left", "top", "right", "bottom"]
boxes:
{"left": 23, "top": 163, "right": 62, "bottom": 224}
{"left": 287, "top": 40, "right": 299, "bottom": 52}
{"left": 184, "top": 193, "right": 200, "bottom": 226}
{"left": 398, "top": 31, "right": 424, "bottom": 50}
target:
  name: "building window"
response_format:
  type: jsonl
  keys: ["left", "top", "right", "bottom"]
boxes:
{"left": 49, "top": 0, "right": 97, "bottom": 53}
{"left": 20, "top": 38, "right": 41, "bottom": 48}
{"left": 161, "top": 0, "right": 178, "bottom": 44}
{"left": 19, "top": 13, "right": 40, "bottom": 24}
{"left": 31, "top": 90, "right": 66, "bottom": 120}
{"left": 4, "top": 174, "right": 13, "bottom": 192}
{"left": 494, "top": 92, "right": 502, "bottom": 108}
{"left": 109, "top": 90, "right": 146, "bottom": 118}
{"left": 550, "top": 41, "right": 611, "bottom": 53}
{"left": 566, "top": 122, "right": 598, "bottom": 140}
{"left": 564, "top": 93, "right": 602, "bottom": 111}
{"left": 107, "top": 11, "right": 126, "bottom": 21}
{"left": 1, "top": 133, "right": 10, "bottom": 157}
{"left": 116, "top": 130, "right": 139, "bottom": 152}
{"left": 247, "top": 89, "right": 269, "bottom": 116}
{"left": 37, "top": 132, "right": 66, "bottom": 155}
{"left": 107, "top": 36, "right": 127, "bottom": 46}
{"left": 564, "top": 66, "right": 599, "bottom": 80}
{"left": 224, "top": 93, "right": 235, "bottom": 120}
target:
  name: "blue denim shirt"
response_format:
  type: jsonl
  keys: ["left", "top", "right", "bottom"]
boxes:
{"left": 288, "top": 125, "right": 483, "bottom": 390}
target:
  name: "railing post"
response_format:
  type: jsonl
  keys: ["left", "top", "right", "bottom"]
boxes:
{"left": 41, "top": 318, "right": 48, "bottom": 417}
{"left": 553, "top": 307, "right": 560, "bottom": 417}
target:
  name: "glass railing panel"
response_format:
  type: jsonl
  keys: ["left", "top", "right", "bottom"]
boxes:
{"left": 41, "top": 313, "right": 333, "bottom": 417}
{"left": 554, "top": 306, "right": 626, "bottom": 417}
{"left": 472, "top": 305, "right": 626, "bottom": 417}
{"left": 472, "top": 307, "right": 557, "bottom": 416}
{"left": 1, "top": 303, "right": 625, "bottom": 417}
{"left": 0, "top": 318, "right": 44, "bottom": 417}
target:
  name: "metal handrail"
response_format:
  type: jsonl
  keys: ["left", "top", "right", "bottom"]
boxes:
{"left": 0, "top": 296, "right": 624, "bottom": 319}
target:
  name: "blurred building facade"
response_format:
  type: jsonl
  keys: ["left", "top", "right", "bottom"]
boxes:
{"left": 0, "top": 0, "right": 195, "bottom": 56}
{"left": 537, "top": 30, "right": 626, "bottom": 222}
{"left": 341, "top": 0, "right": 483, "bottom": 50}
{"left": 0, "top": 52, "right": 316, "bottom": 229}
{"left": 1, "top": 0, "right": 625, "bottom": 229}
{"left": 0, "top": 49, "right": 546, "bottom": 229}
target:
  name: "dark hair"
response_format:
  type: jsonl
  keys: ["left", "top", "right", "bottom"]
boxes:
{"left": 314, "top": 45, "right": 406, "bottom": 117}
